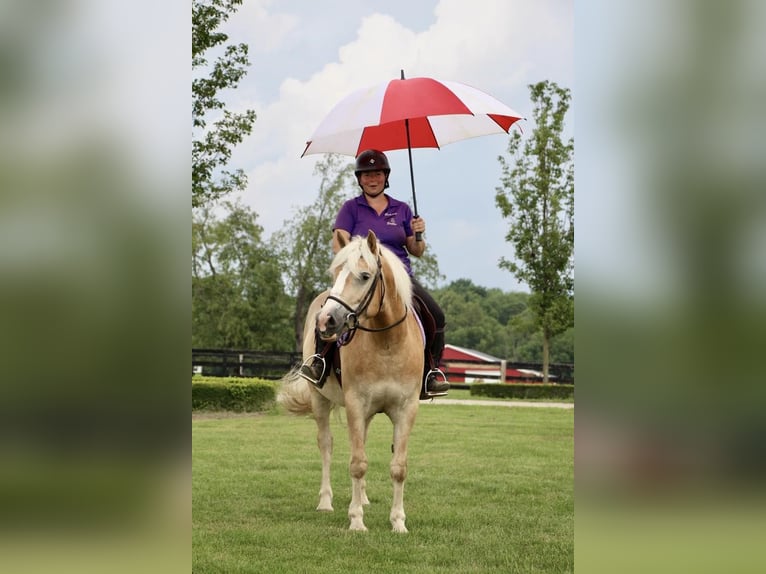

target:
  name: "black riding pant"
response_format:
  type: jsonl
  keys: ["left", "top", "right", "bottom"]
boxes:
{"left": 411, "top": 278, "right": 446, "bottom": 366}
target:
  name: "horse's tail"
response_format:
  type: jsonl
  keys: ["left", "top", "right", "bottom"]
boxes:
{"left": 277, "top": 367, "right": 314, "bottom": 416}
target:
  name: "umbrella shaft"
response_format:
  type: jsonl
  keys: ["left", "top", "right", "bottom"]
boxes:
{"left": 404, "top": 118, "right": 423, "bottom": 241}
{"left": 404, "top": 119, "right": 418, "bottom": 217}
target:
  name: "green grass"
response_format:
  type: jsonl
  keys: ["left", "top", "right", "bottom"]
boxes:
{"left": 193, "top": 405, "right": 573, "bottom": 573}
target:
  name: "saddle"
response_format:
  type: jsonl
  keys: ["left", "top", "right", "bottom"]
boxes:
{"left": 309, "top": 295, "right": 438, "bottom": 390}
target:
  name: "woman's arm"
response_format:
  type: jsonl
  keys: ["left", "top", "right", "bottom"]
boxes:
{"left": 406, "top": 216, "right": 427, "bottom": 257}
{"left": 406, "top": 234, "right": 426, "bottom": 257}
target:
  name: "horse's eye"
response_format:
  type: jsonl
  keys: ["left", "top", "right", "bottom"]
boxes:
{"left": 360, "top": 272, "right": 371, "bottom": 281}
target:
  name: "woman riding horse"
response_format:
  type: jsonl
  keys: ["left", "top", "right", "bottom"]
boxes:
{"left": 301, "top": 149, "right": 449, "bottom": 397}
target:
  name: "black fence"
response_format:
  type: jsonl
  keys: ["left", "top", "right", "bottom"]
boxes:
{"left": 192, "top": 348, "right": 574, "bottom": 385}
{"left": 192, "top": 348, "right": 303, "bottom": 380}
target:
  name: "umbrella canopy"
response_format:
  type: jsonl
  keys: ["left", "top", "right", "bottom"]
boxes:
{"left": 302, "top": 74, "right": 523, "bottom": 157}
{"left": 302, "top": 72, "right": 523, "bottom": 238}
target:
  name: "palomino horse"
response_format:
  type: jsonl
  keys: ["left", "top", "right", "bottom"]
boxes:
{"left": 278, "top": 230, "right": 424, "bottom": 532}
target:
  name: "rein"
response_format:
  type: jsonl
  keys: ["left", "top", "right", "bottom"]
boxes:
{"left": 324, "top": 254, "right": 408, "bottom": 346}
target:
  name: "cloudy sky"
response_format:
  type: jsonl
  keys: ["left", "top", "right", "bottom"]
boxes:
{"left": 218, "top": 0, "right": 574, "bottom": 291}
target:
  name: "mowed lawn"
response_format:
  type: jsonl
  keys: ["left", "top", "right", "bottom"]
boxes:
{"left": 193, "top": 403, "right": 573, "bottom": 573}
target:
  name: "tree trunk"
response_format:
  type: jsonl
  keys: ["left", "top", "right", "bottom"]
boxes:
{"left": 542, "top": 332, "right": 550, "bottom": 383}
{"left": 294, "top": 285, "right": 306, "bottom": 352}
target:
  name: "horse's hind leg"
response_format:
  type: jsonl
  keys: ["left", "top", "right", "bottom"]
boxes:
{"left": 312, "top": 391, "right": 334, "bottom": 511}
{"left": 388, "top": 402, "right": 419, "bottom": 533}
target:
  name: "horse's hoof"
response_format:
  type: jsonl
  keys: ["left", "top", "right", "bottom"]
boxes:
{"left": 316, "top": 504, "right": 333, "bottom": 512}
{"left": 349, "top": 522, "right": 368, "bottom": 532}
{"left": 391, "top": 521, "right": 408, "bottom": 533}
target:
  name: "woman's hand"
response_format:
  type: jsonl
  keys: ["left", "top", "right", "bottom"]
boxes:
{"left": 411, "top": 216, "right": 426, "bottom": 236}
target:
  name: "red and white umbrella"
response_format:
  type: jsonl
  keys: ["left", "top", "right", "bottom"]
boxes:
{"left": 302, "top": 71, "right": 523, "bottom": 230}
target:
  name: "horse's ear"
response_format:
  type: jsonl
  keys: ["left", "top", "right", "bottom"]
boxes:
{"left": 336, "top": 229, "right": 347, "bottom": 249}
{"left": 366, "top": 230, "right": 378, "bottom": 253}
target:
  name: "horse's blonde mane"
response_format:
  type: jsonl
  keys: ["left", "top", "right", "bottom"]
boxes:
{"left": 329, "top": 235, "right": 413, "bottom": 307}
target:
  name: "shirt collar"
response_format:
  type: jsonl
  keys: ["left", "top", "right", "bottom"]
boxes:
{"left": 356, "top": 193, "right": 403, "bottom": 208}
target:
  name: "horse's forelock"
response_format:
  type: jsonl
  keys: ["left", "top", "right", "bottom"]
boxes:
{"left": 329, "top": 236, "right": 413, "bottom": 306}
{"left": 330, "top": 236, "right": 374, "bottom": 278}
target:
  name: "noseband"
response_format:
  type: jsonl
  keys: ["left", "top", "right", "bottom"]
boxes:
{"left": 323, "top": 254, "right": 408, "bottom": 344}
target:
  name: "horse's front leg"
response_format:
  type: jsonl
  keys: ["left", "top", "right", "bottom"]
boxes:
{"left": 389, "top": 401, "right": 419, "bottom": 533}
{"left": 312, "top": 391, "right": 334, "bottom": 511}
{"left": 345, "top": 404, "right": 370, "bottom": 531}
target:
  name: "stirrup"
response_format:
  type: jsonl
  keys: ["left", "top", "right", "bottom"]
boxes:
{"left": 298, "top": 354, "right": 326, "bottom": 388}
{"left": 422, "top": 367, "right": 449, "bottom": 398}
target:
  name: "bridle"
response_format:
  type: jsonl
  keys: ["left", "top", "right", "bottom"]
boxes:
{"left": 323, "top": 254, "right": 408, "bottom": 345}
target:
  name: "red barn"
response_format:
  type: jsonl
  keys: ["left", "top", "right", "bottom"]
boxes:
{"left": 441, "top": 344, "right": 545, "bottom": 383}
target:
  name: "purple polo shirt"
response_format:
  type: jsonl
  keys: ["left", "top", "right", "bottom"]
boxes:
{"left": 333, "top": 194, "right": 414, "bottom": 275}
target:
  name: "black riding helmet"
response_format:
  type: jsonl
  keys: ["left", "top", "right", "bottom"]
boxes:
{"left": 355, "top": 149, "right": 390, "bottom": 189}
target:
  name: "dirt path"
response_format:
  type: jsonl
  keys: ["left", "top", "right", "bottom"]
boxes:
{"left": 193, "top": 399, "right": 574, "bottom": 420}
{"left": 420, "top": 398, "right": 573, "bottom": 409}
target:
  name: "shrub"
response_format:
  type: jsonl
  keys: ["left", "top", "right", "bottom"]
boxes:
{"left": 470, "top": 382, "right": 573, "bottom": 400}
{"left": 192, "top": 376, "right": 277, "bottom": 412}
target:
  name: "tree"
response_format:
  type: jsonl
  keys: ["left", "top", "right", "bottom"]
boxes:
{"left": 410, "top": 250, "right": 445, "bottom": 290}
{"left": 495, "top": 81, "right": 574, "bottom": 381}
{"left": 429, "top": 279, "right": 573, "bottom": 362}
{"left": 271, "top": 155, "right": 355, "bottom": 350}
{"left": 192, "top": 201, "right": 293, "bottom": 350}
{"left": 434, "top": 279, "right": 513, "bottom": 358}
{"left": 192, "top": 0, "right": 256, "bottom": 208}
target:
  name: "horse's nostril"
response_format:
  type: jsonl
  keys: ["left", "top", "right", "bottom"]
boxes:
{"left": 326, "top": 315, "right": 336, "bottom": 328}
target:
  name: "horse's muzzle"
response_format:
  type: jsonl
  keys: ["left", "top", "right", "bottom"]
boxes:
{"left": 316, "top": 304, "right": 348, "bottom": 340}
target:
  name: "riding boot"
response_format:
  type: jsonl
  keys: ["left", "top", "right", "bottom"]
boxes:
{"left": 299, "top": 331, "right": 331, "bottom": 387}
{"left": 425, "top": 328, "right": 449, "bottom": 394}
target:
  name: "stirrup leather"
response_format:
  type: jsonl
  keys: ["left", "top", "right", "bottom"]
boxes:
{"left": 422, "top": 367, "right": 449, "bottom": 398}
{"left": 298, "top": 354, "right": 327, "bottom": 388}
